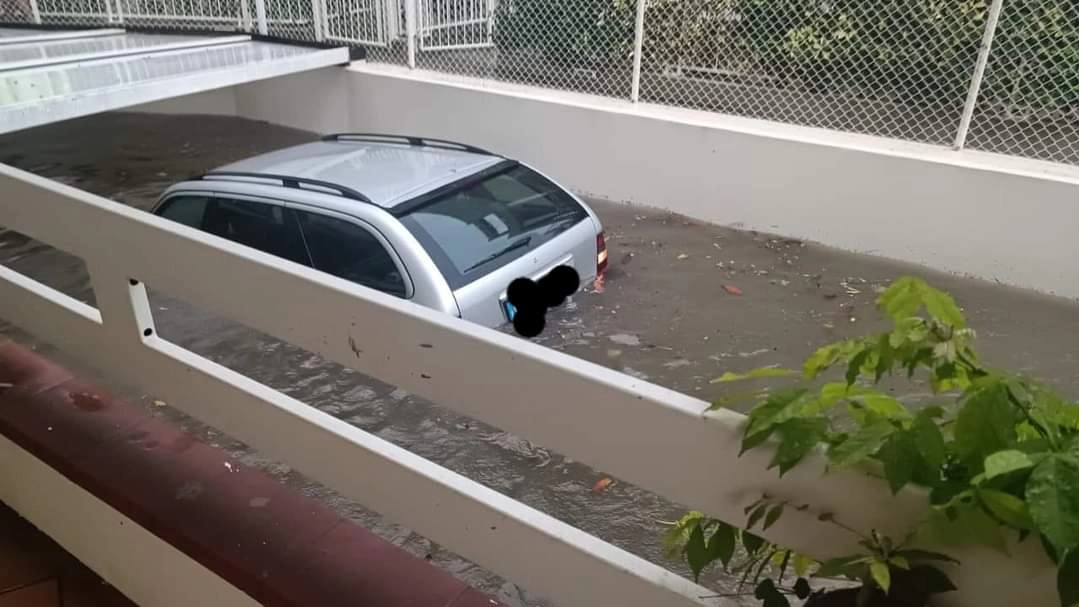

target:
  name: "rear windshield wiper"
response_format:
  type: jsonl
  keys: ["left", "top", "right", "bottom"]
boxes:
{"left": 464, "top": 236, "right": 532, "bottom": 273}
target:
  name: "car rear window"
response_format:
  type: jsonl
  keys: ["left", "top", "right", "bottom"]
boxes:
{"left": 400, "top": 164, "right": 588, "bottom": 289}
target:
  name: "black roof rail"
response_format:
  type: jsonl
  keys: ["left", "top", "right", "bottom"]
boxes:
{"left": 321, "top": 133, "right": 496, "bottom": 156}
{"left": 198, "top": 171, "right": 374, "bottom": 204}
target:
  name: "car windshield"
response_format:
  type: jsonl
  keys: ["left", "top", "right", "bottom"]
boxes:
{"left": 400, "top": 164, "right": 588, "bottom": 289}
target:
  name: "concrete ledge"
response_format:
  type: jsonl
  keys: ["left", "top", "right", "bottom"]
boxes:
{"left": 0, "top": 336, "right": 499, "bottom": 607}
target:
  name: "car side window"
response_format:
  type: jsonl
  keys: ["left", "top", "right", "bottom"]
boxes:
{"left": 156, "top": 195, "right": 209, "bottom": 229}
{"left": 201, "top": 197, "right": 311, "bottom": 266}
{"left": 294, "top": 210, "right": 407, "bottom": 298}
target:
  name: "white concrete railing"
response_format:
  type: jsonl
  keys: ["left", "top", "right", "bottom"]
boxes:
{"left": 0, "top": 164, "right": 1051, "bottom": 607}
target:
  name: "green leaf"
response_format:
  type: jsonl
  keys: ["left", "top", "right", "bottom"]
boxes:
{"left": 912, "top": 411, "right": 946, "bottom": 472}
{"left": 794, "top": 577, "right": 812, "bottom": 599}
{"left": 878, "top": 433, "right": 915, "bottom": 494}
{"left": 1026, "top": 452, "right": 1079, "bottom": 555}
{"left": 763, "top": 504, "right": 784, "bottom": 530}
{"left": 828, "top": 417, "right": 897, "bottom": 469}
{"left": 978, "top": 488, "right": 1035, "bottom": 530}
{"left": 888, "top": 555, "right": 909, "bottom": 570}
{"left": 744, "top": 387, "right": 811, "bottom": 441}
{"left": 890, "top": 317, "right": 927, "bottom": 348}
{"left": 954, "top": 381, "right": 1021, "bottom": 467}
{"left": 922, "top": 287, "right": 966, "bottom": 329}
{"left": 707, "top": 388, "right": 768, "bottom": 411}
{"left": 793, "top": 553, "right": 814, "bottom": 577}
{"left": 755, "top": 578, "right": 791, "bottom": 607}
{"left": 713, "top": 367, "right": 798, "bottom": 383}
{"left": 742, "top": 532, "right": 765, "bottom": 555}
{"left": 815, "top": 556, "right": 862, "bottom": 579}
{"left": 845, "top": 349, "right": 869, "bottom": 385}
{"left": 743, "top": 497, "right": 766, "bottom": 516}
{"left": 892, "top": 549, "right": 958, "bottom": 564}
{"left": 869, "top": 560, "right": 891, "bottom": 593}
{"left": 1058, "top": 549, "right": 1079, "bottom": 607}
{"left": 707, "top": 523, "right": 736, "bottom": 568}
{"left": 984, "top": 449, "right": 1037, "bottom": 480}
{"left": 770, "top": 418, "right": 827, "bottom": 475}
{"left": 905, "top": 565, "right": 957, "bottom": 595}
{"left": 858, "top": 394, "right": 911, "bottom": 420}
{"left": 874, "top": 334, "right": 894, "bottom": 381}
{"left": 740, "top": 426, "right": 776, "bottom": 455}
{"left": 685, "top": 524, "right": 710, "bottom": 582}
{"left": 877, "top": 277, "right": 922, "bottom": 322}
{"left": 803, "top": 341, "right": 856, "bottom": 379}
{"left": 747, "top": 504, "right": 769, "bottom": 530}
{"left": 662, "top": 511, "right": 703, "bottom": 557}
{"left": 926, "top": 505, "right": 1009, "bottom": 553}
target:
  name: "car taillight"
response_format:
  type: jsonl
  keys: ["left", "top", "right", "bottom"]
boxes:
{"left": 596, "top": 232, "right": 608, "bottom": 275}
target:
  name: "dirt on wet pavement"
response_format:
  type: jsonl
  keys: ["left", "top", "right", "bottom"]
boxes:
{"left": 1, "top": 112, "right": 1078, "bottom": 606}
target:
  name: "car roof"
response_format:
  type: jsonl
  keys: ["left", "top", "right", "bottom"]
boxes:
{"left": 211, "top": 137, "right": 505, "bottom": 210}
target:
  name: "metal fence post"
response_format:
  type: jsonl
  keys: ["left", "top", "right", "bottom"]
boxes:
{"left": 954, "top": 0, "right": 1007, "bottom": 150}
{"left": 240, "top": 0, "right": 252, "bottom": 32}
{"left": 405, "top": 0, "right": 417, "bottom": 69}
{"left": 629, "top": 0, "right": 647, "bottom": 102}
{"left": 28, "top": 0, "right": 41, "bottom": 24}
{"left": 255, "top": 0, "right": 269, "bottom": 35}
{"left": 311, "top": 0, "right": 326, "bottom": 41}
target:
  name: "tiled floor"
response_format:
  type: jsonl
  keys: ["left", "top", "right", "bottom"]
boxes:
{"left": 0, "top": 502, "right": 135, "bottom": 606}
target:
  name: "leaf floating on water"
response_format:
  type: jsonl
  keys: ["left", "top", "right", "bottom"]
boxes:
{"left": 592, "top": 477, "right": 615, "bottom": 494}
{"left": 723, "top": 284, "right": 743, "bottom": 296}
{"left": 677, "top": 253, "right": 689, "bottom": 260}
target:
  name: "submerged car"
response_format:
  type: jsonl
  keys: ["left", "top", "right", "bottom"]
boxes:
{"left": 151, "top": 133, "right": 607, "bottom": 328}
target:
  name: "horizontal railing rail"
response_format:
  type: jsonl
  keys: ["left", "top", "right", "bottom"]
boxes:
{"left": 0, "top": 164, "right": 954, "bottom": 604}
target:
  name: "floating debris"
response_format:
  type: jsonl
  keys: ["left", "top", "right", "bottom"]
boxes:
{"left": 609, "top": 333, "right": 641, "bottom": 346}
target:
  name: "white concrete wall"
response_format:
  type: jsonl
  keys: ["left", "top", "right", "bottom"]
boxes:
{"left": 130, "top": 87, "right": 238, "bottom": 116}
{"left": 168, "top": 63, "right": 1079, "bottom": 299}
{"left": 234, "top": 67, "right": 352, "bottom": 134}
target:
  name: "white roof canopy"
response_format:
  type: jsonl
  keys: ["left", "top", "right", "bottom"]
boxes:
{"left": 0, "top": 27, "right": 350, "bottom": 133}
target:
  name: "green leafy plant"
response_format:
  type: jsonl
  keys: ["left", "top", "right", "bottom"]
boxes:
{"left": 664, "top": 502, "right": 957, "bottom": 607}
{"left": 663, "top": 508, "right": 819, "bottom": 607}
{"left": 670, "top": 276, "right": 1079, "bottom": 606}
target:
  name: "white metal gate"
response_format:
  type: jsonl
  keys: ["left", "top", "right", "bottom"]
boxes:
{"left": 417, "top": 0, "right": 493, "bottom": 51}
{"left": 324, "top": 0, "right": 397, "bottom": 46}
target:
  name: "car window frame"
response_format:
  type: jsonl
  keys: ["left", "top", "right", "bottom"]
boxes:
{"left": 287, "top": 202, "right": 415, "bottom": 300}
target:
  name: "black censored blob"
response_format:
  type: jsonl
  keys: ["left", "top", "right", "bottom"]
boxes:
{"left": 506, "top": 277, "right": 539, "bottom": 308}
{"left": 506, "top": 265, "right": 581, "bottom": 337}
{"left": 540, "top": 265, "right": 580, "bottom": 307}
{"left": 512, "top": 308, "right": 546, "bottom": 338}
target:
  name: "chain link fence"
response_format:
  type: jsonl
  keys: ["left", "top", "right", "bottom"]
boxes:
{"left": 638, "top": 0, "right": 984, "bottom": 145}
{"left": 0, "top": 0, "right": 36, "bottom": 23}
{"left": 966, "top": 0, "right": 1079, "bottom": 164}
{"left": 6, "top": 0, "right": 1079, "bottom": 167}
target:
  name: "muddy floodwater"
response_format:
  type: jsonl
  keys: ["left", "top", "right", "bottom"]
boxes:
{"left": 2, "top": 113, "right": 1077, "bottom": 605}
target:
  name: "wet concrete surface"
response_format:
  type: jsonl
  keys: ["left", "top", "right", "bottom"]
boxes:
{"left": 2, "top": 113, "right": 1078, "bottom": 605}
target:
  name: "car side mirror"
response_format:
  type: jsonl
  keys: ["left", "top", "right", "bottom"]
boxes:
{"left": 506, "top": 265, "right": 580, "bottom": 338}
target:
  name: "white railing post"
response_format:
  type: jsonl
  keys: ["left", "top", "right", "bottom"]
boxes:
{"left": 88, "top": 267, "right": 156, "bottom": 351}
{"left": 28, "top": 0, "right": 41, "bottom": 24}
{"left": 629, "top": 0, "right": 647, "bottom": 102}
{"left": 255, "top": 0, "right": 268, "bottom": 35}
{"left": 405, "top": 0, "right": 417, "bottom": 68}
{"left": 954, "top": 0, "right": 1006, "bottom": 150}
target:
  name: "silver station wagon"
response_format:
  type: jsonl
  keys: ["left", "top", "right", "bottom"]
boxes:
{"left": 152, "top": 134, "right": 608, "bottom": 329}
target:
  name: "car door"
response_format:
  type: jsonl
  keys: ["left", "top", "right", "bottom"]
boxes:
{"left": 291, "top": 207, "right": 413, "bottom": 299}
{"left": 154, "top": 193, "right": 312, "bottom": 267}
